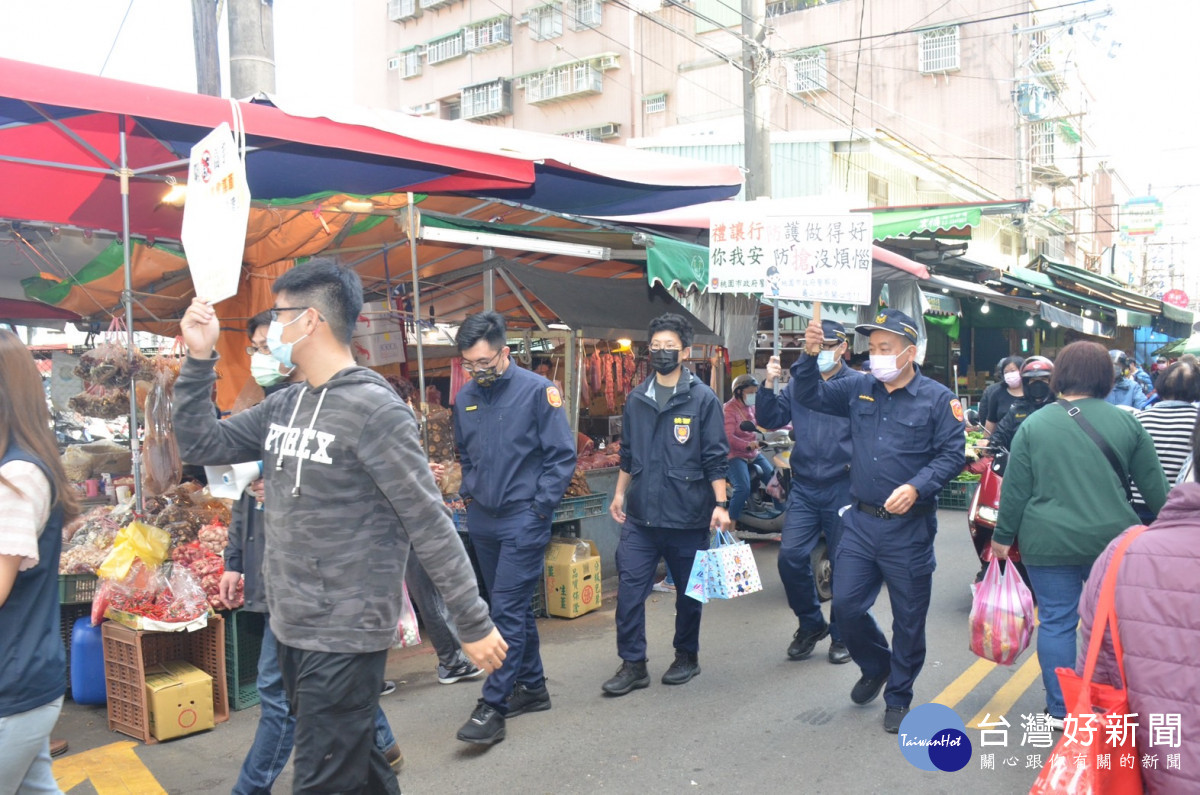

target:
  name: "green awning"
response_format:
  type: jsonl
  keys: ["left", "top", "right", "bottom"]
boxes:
{"left": 646, "top": 235, "right": 709, "bottom": 291}
{"left": 871, "top": 206, "right": 981, "bottom": 240}
{"left": 1162, "top": 302, "right": 1194, "bottom": 325}
{"left": 1004, "top": 267, "right": 1152, "bottom": 327}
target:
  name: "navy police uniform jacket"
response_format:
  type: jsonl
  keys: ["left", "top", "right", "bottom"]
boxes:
{"left": 454, "top": 363, "right": 577, "bottom": 520}
{"left": 756, "top": 364, "right": 854, "bottom": 486}
{"left": 788, "top": 354, "right": 965, "bottom": 508}
{"left": 619, "top": 368, "right": 729, "bottom": 530}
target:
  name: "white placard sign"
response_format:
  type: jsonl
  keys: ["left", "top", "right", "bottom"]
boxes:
{"left": 181, "top": 123, "right": 251, "bottom": 303}
{"left": 708, "top": 211, "right": 873, "bottom": 304}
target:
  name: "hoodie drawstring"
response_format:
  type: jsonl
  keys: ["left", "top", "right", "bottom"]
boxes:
{"left": 292, "top": 387, "right": 328, "bottom": 498}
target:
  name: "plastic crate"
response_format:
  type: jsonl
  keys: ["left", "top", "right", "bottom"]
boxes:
{"left": 101, "top": 614, "right": 229, "bottom": 744}
{"left": 59, "top": 573, "right": 99, "bottom": 605}
{"left": 61, "top": 603, "right": 92, "bottom": 697}
{"left": 224, "top": 609, "right": 265, "bottom": 711}
{"left": 552, "top": 493, "right": 607, "bottom": 524}
{"left": 939, "top": 479, "right": 980, "bottom": 511}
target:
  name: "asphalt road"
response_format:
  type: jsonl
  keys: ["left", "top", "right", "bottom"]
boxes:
{"left": 53, "top": 508, "right": 1053, "bottom": 794}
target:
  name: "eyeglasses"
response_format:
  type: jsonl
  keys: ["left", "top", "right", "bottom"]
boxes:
{"left": 648, "top": 345, "right": 683, "bottom": 352}
{"left": 461, "top": 350, "right": 502, "bottom": 373}
{"left": 269, "top": 306, "right": 309, "bottom": 322}
{"left": 246, "top": 344, "right": 272, "bottom": 356}
{"left": 820, "top": 341, "right": 844, "bottom": 351}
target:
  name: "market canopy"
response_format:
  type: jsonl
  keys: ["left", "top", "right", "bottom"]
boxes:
{"left": 0, "top": 57, "right": 743, "bottom": 243}
{"left": 861, "top": 200, "right": 1030, "bottom": 240}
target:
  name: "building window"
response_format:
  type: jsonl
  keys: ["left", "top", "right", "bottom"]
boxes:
{"left": 465, "top": 16, "right": 512, "bottom": 51}
{"left": 397, "top": 49, "right": 422, "bottom": 78}
{"left": 570, "top": 0, "right": 602, "bottom": 30}
{"left": 388, "top": 0, "right": 418, "bottom": 21}
{"left": 387, "top": 56, "right": 400, "bottom": 71}
{"left": 1031, "top": 121, "right": 1056, "bottom": 166}
{"left": 528, "top": 3, "right": 564, "bottom": 40}
{"left": 867, "top": 173, "right": 888, "bottom": 207}
{"left": 427, "top": 32, "right": 465, "bottom": 65}
{"left": 786, "top": 48, "right": 827, "bottom": 93}
{"left": 919, "top": 25, "right": 960, "bottom": 73}
{"left": 643, "top": 93, "right": 667, "bottom": 114}
{"left": 525, "top": 61, "right": 603, "bottom": 104}
{"left": 562, "top": 122, "right": 619, "bottom": 141}
{"left": 461, "top": 79, "right": 513, "bottom": 119}
{"left": 440, "top": 99, "right": 461, "bottom": 120}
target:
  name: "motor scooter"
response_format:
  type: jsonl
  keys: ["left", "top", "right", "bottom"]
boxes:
{"left": 965, "top": 410, "right": 1031, "bottom": 590}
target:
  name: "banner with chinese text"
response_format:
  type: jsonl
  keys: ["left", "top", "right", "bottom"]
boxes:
{"left": 708, "top": 210, "right": 872, "bottom": 304}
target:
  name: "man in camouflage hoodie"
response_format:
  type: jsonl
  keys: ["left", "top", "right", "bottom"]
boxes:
{"left": 176, "top": 260, "right": 506, "bottom": 794}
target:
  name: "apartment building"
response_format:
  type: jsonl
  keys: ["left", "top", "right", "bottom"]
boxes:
{"left": 331, "top": 0, "right": 1114, "bottom": 269}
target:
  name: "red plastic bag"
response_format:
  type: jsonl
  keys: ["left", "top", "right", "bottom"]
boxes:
{"left": 969, "top": 558, "right": 1035, "bottom": 665}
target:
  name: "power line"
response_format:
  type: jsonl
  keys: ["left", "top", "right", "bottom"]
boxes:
{"left": 99, "top": 0, "right": 136, "bottom": 77}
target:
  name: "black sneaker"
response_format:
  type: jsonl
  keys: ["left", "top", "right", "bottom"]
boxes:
{"left": 883, "top": 705, "right": 909, "bottom": 733}
{"left": 661, "top": 651, "right": 701, "bottom": 685}
{"left": 787, "top": 622, "right": 830, "bottom": 661}
{"left": 380, "top": 680, "right": 396, "bottom": 697}
{"left": 456, "top": 699, "right": 506, "bottom": 745}
{"left": 506, "top": 680, "right": 552, "bottom": 717}
{"left": 850, "top": 672, "right": 888, "bottom": 705}
{"left": 828, "top": 641, "right": 852, "bottom": 665}
{"left": 602, "top": 660, "right": 650, "bottom": 696}
{"left": 438, "top": 659, "right": 485, "bottom": 685}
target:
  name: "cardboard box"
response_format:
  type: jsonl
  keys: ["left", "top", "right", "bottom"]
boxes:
{"left": 544, "top": 539, "right": 602, "bottom": 619}
{"left": 352, "top": 331, "right": 406, "bottom": 367}
{"left": 144, "top": 661, "right": 215, "bottom": 741}
{"left": 353, "top": 301, "right": 404, "bottom": 339}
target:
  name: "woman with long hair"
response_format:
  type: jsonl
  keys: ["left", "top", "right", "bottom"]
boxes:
{"left": 0, "top": 328, "right": 81, "bottom": 789}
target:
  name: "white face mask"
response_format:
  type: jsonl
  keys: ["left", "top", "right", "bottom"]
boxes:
{"left": 870, "top": 346, "right": 913, "bottom": 384}
{"left": 743, "top": 392, "right": 756, "bottom": 407}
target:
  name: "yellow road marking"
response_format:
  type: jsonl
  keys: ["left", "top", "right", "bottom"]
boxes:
{"left": 966, "top": 653, "right": 1043, "bottom": 729}
{"left": 54, "top": 740, "right": 167, "bottom": 794}
{"left": 930, "top": 657, "right": 996, "bottom": 709}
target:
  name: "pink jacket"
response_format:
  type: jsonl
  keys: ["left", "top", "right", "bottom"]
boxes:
{"left": 723, "top": 398, "right": 758, "bottom": 462}
{"left": 1076, "top": 482, "right": 1200, "bottom": 795}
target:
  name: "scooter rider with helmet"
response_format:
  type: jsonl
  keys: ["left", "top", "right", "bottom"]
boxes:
{"left": 990, "top": 356, "right": 1055, "bottom": 453}
{"left": 1106, "top": 350, "right": 1149, "bottom": 410}
{"left": 724, "top": 374, "right": 775, "bottom": 522}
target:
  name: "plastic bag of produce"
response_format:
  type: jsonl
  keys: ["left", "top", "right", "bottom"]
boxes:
{"left": 96, "top": 520, "right": 171, "bottom": 581}
{"left": 142, "top": 368, "right": 182, "bottom": 497}
{"left": 968, "top": 558, "right": 1035, "bottom": 665}
{"left": 395, "top": 582, "right": 421, "bottom": 648}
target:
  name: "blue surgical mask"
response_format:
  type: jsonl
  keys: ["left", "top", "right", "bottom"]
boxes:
{"left": 817, "top": 350, "right": 839, "bottom": 373}
{"left": 266, "top": 312, "right": 310, "bottom": 370}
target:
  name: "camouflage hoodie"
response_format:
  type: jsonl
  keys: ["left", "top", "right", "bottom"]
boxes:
{"left": 172, "top": 355, "right": 494, "bottom": 654}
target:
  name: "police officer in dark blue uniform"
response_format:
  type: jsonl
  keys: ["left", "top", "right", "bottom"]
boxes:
{"left": 792, "top": 309, "right": 965, "bottom": 733}
{"left": 452, "top": 311, "right": 576, "bottom": 746}
{"left": 603, "top": 313, "right": 731, "bottom": 696}
{"left": 757, "top": 320, "right": 854, "bottom": 665}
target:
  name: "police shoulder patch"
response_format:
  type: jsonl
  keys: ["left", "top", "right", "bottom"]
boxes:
{"left": 950, "top": 398, "right": 964, "bottom": 422}
{"left": 546, "top": 386, "right": 563, "bottom": 408}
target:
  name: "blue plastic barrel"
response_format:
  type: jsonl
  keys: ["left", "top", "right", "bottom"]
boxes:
{"left": 70, "top": 616, "right": 107, "bottom": 705}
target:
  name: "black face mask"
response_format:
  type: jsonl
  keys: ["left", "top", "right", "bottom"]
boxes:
{"left": 649, "top": 349, "right": 681, "bottom": 375}
{"left": 471, "top": 367, "right": 500, "bottom": 388}
{"left": 1026, "top": 379, "right": 1051, "bottom": 404}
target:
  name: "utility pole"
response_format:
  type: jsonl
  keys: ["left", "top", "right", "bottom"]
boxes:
{"left": 741, "top": 0, "right": 771, "bottom": 203}
{"left": 228, "top": 0, "right": 275, "bottom": 98}
{"left": 191, "top": 0, "right": 221, "bottom": 96}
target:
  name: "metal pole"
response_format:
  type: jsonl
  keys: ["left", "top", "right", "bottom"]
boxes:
{"left": 772, "top": 298, "right": 781, "bottom": 392}
{"left": 564, "top": 330, "right": 577, "bottom": 436}
{"left": 119, "top": 117, "right": 143, "bottom": 514}
{"left": 407, "top": 195, "right": 429, "bottom": 452}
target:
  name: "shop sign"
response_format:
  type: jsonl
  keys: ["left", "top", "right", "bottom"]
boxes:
{"left": 1120, "top": 196, "right": 1163, "bottom": 238}
{"left": 181, "top": 123, "right": 251, "bottom": 303}
{"left": 708, "top": 208, "right": 873, "bottom": 304}
{"left": 1163, "top": 289, "right": 1189, "bottom": 309}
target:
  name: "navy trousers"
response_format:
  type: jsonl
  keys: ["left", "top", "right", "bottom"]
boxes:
{"left": 832, "top": 508, "right": 936, "bottom": 709}
{"left": 467, "top": 505, "right": 552, "bottom": 712}
{"left": 777, "top": 478, "right": 851, "bottom": 642}
{"left": 615, "top": 521, "right": 709, "bottom": 662}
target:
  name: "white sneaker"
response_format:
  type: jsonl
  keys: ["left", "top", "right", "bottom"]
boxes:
{"left": 1044, "top": 713, "right": 1065, "bottom": 732}
{"left": 651, "top": 579, "right": 676, "bottom": 593}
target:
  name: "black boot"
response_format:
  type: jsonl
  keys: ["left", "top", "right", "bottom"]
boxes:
{"left": 601, "top": 660, "right": 650, "bottom": 696}
{"left": 661, "top": 651, "right": 700, "bottom": 685}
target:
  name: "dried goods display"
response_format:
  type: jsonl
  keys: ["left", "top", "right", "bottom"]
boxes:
{"left": 142, "top": 368, "right": 182, "bottom": 497}
{"left": 73, "top": 341, "right": 151, "bottom": 388}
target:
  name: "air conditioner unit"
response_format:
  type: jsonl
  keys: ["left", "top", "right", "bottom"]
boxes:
{"left": 387, "top": 57, "right": 401, "bottom": 70}
{"left": 597, "top": 54, "right": 619, "bottom": 70}
{"left": 595, "top": 122, "right": 619, "bottom": 138}
{"left": 515, "top": 14, "right": 530, "bottom": 25}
